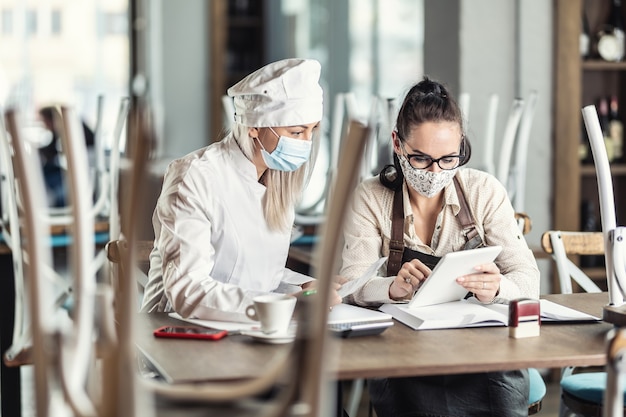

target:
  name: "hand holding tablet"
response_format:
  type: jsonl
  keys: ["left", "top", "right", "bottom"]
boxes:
{"left": 407, "top": 246, "right": 503, "bottom": 308}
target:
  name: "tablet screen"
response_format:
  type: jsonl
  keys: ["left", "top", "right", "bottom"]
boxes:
{"left": 408, "top": 245, "right": 503, "bottom": 308}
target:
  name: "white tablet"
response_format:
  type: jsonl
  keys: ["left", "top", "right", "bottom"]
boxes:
{"left": 407, "top": 245, "right": 503, "bottom": 308}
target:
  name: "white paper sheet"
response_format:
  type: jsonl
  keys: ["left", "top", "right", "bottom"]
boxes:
{"left": 338, "top": 257, "right": 388, "bottom": 298}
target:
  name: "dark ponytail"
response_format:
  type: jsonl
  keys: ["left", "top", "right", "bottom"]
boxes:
{"left": 379, "top": 153, "right": 403, "bottom": 191}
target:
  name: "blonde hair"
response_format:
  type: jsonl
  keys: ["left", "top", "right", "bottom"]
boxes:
{"left": 231, "top": 123, "right": 315, "bottom": 232}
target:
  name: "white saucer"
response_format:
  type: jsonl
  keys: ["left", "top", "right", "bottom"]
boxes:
{"left": 241, "top": 330, "right": 295, "bottom": 344}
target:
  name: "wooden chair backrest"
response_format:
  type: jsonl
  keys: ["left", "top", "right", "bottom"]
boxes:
{"left": 515, "top": 212, "right": 532, "bottom": 236}
{"left": 540, "top": 230, "right": 604, "bottom": 294}
{"left": 105, "top": 239, "right": 153, "bottom": 275}
{"left": 105, "top": 239, "right": 152, "bottom": 320}
{"left": 540, "top": 231, "right": 604, "bottom": 256}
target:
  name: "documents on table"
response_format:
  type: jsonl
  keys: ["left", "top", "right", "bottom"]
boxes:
{"left": 338, "top": 257, "right": 387, "bottom": 298}
{"left": 379, "top": 298, "right": 601, "bottom": 331}
{"left": 169, "top": 313, "right": 261, "bottom": 331}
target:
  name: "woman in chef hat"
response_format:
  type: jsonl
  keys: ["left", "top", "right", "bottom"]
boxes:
{"left": 142, "top": 58, "right": 341, "bottom": 322}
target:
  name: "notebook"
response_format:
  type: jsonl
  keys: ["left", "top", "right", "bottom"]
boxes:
{"left": 380, "top": 298, "right": 601, "bottom": 330}
{"left": 327, "top": 303, "right": 394, "bottom": 338}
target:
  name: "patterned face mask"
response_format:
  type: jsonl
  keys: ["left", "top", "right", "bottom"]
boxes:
{"left": 398, "top": 155, "right": 458, "bottom": 198}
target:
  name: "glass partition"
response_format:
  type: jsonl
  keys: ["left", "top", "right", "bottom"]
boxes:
{"left": 282, "top": 0, "right": 424, "bottom": 215}
{"left": 0, "top": 0, "right": 129, "bottom": 151}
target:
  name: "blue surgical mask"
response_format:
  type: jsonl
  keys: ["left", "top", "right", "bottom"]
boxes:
{"left": 257, "top": 128, "right": 312, "bottom": 171}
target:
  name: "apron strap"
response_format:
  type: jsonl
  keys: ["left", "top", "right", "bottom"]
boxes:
{"left": 453, "top": 177, "right": 484, "bottom": 250}
{"left": 386, "top": 176, "right": 484, "bottom": 277}
{"left": 387, "top": 187, "right": 404, "bottom": 277}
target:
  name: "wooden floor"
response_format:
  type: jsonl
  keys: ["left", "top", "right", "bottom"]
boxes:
{"left": 534, "top": 378, "right": 562, "bottom": 417}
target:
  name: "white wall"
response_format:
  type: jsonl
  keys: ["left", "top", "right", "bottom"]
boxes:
{"left": 158, "top": 0, "right": 209, "bottom": 159}
{"left": 458, "top": 0, "right": 553, "bottom": 293}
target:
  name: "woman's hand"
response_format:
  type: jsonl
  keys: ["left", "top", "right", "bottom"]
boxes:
{"left": 389, "top": 260, "right": 432, "bottom": 301}
{"left": 298, "top": 276, "right": 346, "bottom": 307}
{"left": 456, "top": 262, "right": 501, "bottom": 303}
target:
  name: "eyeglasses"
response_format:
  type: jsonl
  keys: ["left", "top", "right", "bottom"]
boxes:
{"left": 401, "top": 143, "right": 463, "bottom": 170}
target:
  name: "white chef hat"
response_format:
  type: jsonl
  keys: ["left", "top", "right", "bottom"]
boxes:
{"left": 227, "top": 58, "right": 323, "bottom": 127}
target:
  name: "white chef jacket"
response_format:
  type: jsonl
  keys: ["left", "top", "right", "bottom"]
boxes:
{"left": 141, "top": 134, "right": 311, "bottom": 322}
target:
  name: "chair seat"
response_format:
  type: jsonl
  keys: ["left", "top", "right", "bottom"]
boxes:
{"left": 528, "top": 368, "right": 546, "bottom": 414}
{"left": 561, "top": 372, "right": 626, "bottom": 404}
{"left": 529, "top": 368, "right": 547, "bottom": 405}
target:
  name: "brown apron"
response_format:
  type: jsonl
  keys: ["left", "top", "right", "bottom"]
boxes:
{"left": 372, "top": 176, "right": 528, "bottom": 417}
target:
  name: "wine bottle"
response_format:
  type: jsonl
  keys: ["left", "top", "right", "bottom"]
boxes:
{"left": 581, "top": 10, "right": 590, "bottom": 59}
{"left": 597, "top": 0, "right": 626, "bottom": 62}
{"left": 579, "top": 121, "right": 590, "bottom": 163}
{"left": 609, "top": 95, "right": 624, "bottom": 161}
{"left": 599, "top": 97, "right": 616, "bottom": 162}
{"left": 580, "top": 200, "right": 602, "bottom": 268}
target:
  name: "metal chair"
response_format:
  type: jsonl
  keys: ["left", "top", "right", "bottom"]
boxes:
{"left": 6, "top": 106, "right": 109, "bottom": 417}
{"left": 509, "top": 91, "right": 539, "bottom": 213}
{"left": 541, "top": 230, "right": 608, "bottom": 416}
{"left": 460, "top": 92, "right": 498, "bottom": 176}
{"left": 463, "top": 91, "right": 536, "bottom": 214}
{"left": 541, "top": 231, "right": 603, "bottom": 295}
{"left": 496, "top": 98, "right": 525, "bottom": 186}
{"left": 1, "top": 100, "right": 129, "bottom": 370}
{"left": 565, "top": 104, "right": 626, "bottom": 417}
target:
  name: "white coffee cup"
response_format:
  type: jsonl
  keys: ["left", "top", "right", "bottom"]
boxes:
{"left": 245, "top": 294, "right": 297, "bottom": 334}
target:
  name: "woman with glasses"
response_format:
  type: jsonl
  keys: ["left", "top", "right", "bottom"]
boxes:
{"left": 340, "top": 77, "right": 539, "bottom": 416}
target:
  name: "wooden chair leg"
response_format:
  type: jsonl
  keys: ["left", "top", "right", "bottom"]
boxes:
{"left": 527, "top": 399, "right": 543, "bottom": 415}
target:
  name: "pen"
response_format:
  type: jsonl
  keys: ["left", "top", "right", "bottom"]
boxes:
{"left": 302, "top": 289, "right": 317, "bottom": 296}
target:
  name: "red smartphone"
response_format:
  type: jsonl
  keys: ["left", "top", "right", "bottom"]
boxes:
{"left": 153, "top": 325, "right": 229, "bottom": 340}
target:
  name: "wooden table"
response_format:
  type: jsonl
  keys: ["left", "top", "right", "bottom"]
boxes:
{"left": 136, "top": 292, "right": 613, "bottom": 384}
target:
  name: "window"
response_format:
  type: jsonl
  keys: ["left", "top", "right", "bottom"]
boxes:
{"left": 26, "top": 9, "right": 37, "bottom": 36}
{"left": 1, "top": 9, "right": 12, "bottom": 35}
{"left": 51, "top": 9, "right": 61, "bottom": 35}
{"left": 281, "top": 0, "right": 424, "bottom": 213}
{"left": 0, "top": 1, "right": 129, "bottom": 154}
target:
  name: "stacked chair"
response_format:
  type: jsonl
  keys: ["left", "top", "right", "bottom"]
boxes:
{"left": 462, "top": 90, "right": 538, "bottom": 215}
{"left": 5, "top": 106, "right": 106, "bottom": 417}
{"left": 4, "top": 90, "right": 372, "bottom": 416}
{"left": 130, "top": 116, "right": 371, "bottom": 417}
{"left": 460, "top": 92, "right": 498, "bottom": 176}
{"left": 297, "top": 92, "right": 396, "bottom": 219}
{"left": 1, "top": 99, "right": 130, "bottom": 417}
{"left": 576, "top": 104, "right": 626, "bottom": 417}
{"left": 537, "top": 104, "right": 626, "bottom": 417}
{"left": 1, "top": 99, "right": 129, "bottom": 368}
{"left": 541, "top": 229, "right": 606, "bottom": 416}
